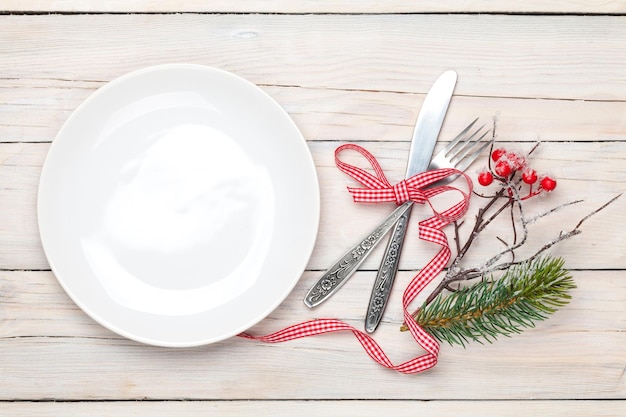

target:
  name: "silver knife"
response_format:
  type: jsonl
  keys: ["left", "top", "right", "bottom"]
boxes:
{"left": 304, "top": 70, "right": 457, "bottom": 309}
{"left": 364, "top": 70, "right": 457, "bottom": 332}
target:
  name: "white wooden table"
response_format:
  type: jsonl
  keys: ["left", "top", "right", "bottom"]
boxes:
{"left": 1, "top": 1, "right": 625, "bottom": 415}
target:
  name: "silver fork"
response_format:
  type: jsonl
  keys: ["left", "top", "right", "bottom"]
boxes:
{"left": 364, "top": 118, "right": 492, "bottom": 332}
{"left": 304, "top": 119, "right": 492, "bottom": 311}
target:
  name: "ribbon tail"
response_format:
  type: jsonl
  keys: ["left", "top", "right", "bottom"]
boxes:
{"left": 239, "top": 144, "right": 473, "bottom": 374}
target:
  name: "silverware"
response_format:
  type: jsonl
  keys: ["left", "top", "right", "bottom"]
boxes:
{"left": 304, "top": 70, "right": 457, "bottom": 309}
{"left": 362, "top": 67, "right": 455, "bottom": 331}
{"left": 364, "top": 118, "right": 492, "bottom": 332}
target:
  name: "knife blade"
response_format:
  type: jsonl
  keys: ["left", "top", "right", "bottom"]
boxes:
{"left": 364, "top": 70, "right": 456, "bottom": 332}
{"left": 304, "top": 70, "right": 457, "bottom": 309}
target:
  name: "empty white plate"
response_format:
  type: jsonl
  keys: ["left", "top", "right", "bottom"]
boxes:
{"left": 38, "top": 64, "right": 320, "bottom": 347}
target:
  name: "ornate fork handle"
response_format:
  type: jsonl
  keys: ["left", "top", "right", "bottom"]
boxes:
{"left": 304, "top": 201, "right": 413, "bottom": 308}
{"left": 364, "top": 205, "right": 412, "bottom": 333}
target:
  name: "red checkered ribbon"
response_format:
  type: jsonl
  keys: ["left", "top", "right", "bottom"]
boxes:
{"left": 240, "top": 144, "right": 472, "bottom": 374}
{"left": 335, "top": 144, "right": 471, "bottom": 222}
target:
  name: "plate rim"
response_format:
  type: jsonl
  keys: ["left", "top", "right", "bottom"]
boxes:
{"left": 37, "top": 63, "right": 320, "bottom": 347}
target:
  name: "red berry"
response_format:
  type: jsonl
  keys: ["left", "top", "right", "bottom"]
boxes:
{"left": 494, "top": 160, "right": 512, "bottom": 177}
{"left": 491, "top": 148, "right": 506, "bottom": 162}
{"left": 507, "top": 152, "right": 526, "bottom": 171}
{"left": 522, "top": 169, "right": 538, "bottom": 184}
{"left": 540, "top": 176, "right": 557, "bottom": 191}
{"left": 478, "top": 171, "right": 494, "bottom": 186}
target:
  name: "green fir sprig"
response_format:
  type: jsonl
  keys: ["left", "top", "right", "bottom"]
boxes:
{"left": 409, "top": 256, "right": 576, "bottom": 347}
{"left": 402, "top": 134, "right": 619, "bottom": 347}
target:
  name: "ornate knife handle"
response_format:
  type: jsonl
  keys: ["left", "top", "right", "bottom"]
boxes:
{"left": 364, "top": 204, "right": 413, "bottom": 333}
{"left": 304, "top": 201, "right": 413, "bottom": 308}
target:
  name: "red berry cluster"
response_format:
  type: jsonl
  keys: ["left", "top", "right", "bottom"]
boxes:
{"left": 477, "top": 147, "right": 556, "bottom": 199}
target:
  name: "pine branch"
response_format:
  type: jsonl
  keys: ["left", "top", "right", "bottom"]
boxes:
{"left": 402, "top": 256, "right": 576, "bottom": 347}
{"left": 424, "top": 193, "right": 619, "bottom": 307}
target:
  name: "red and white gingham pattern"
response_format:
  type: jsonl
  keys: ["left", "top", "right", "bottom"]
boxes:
{"left": 240, "top": 144, "right": 473, "bottom": 374}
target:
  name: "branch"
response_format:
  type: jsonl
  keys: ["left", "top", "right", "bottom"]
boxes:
{"left": 575, "top": 193, "right": 621, "bottom": 229}
{"left": 403, "top": 256, "right": 575, "bottom": 345}
{"left": 526, "top": 199, "right": 584, "bottom": 225}
{"left": 422, "top": 194, "right": 620, "bottom": 307}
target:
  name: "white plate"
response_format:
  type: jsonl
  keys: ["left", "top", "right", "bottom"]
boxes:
{"left": 38, "top": 64, "right": 320, "bottom": 347}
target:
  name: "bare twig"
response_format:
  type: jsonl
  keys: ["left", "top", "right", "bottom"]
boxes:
{"left": 526, "top": 200, "right": 584, "bottom": 225}
{"left": 575, "top": 193, "right": 621, "bottom": 229}
{"left": 453, "top": 220, "right": 463, "bottom": 255}
{"left": 421, "top": 193, "right": 620, "bottom": 308}
{"left": 417, "top": 132, "right": 620, "bottom": 313}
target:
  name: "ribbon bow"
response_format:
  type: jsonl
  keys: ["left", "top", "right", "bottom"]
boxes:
{"left": 241, "top": 144, "right": 473, "bottom": 374}
{"left": 335, "top": 143, "right": 472, "bottom": 223}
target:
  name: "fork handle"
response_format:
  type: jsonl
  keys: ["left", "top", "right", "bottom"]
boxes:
{"left": 304, "top": 201, "right": 413, "bottom": 308}
{"left": 364, "top": 204, "right": 413, "bottom": 333}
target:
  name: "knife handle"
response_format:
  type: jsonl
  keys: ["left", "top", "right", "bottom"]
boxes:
{"left": 304, "top": 201, "right": 414, "bottom": 308}
{"left": 364, "top": 205, "right": 413, "bottom": 333}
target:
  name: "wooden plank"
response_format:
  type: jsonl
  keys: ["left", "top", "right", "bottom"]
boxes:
{"left": 2, "top": 0, "right": 626, "bottom": 14}
{"left": 3, "top": 82, "right": 626, "bottom": 143}
{"left": 0, "top": 143, "right": 48, "bottom": 269}
{"left": 1, "top": 270, "right": 624, "bottom": 400}
{"left": 1, "top": 400, "right": 625, "bottom": 416}
{"left": 1, "top": 10, "right": 625, "bottom": 409}
{"left": 1, "top": 14, "right": 626, "bottom": 101}
{"left": 2, "top": 141, "right": 624, "bottom": 270}
{"left": 3, "top": 269, "right": 624, "bottom": 341}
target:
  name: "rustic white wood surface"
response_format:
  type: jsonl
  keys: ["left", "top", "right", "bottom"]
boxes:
{"left": 1, "top": 2, "right": 625, "bottom": 415}
{"left": 3, "top": 0, "right": 626, "bottom": 13}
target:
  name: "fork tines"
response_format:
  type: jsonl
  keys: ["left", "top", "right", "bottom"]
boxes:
{"left": 445, "top": 119, "right": 493, "bottom": 172}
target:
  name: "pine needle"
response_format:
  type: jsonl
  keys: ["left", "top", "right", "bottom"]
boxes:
{"left": 412, "top": 256, "right": 576, "bottom": 347}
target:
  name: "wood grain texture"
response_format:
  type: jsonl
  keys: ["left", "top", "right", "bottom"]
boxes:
{"left": 1, "top": 141, "right": 624, "bottom": 270}
{"left": 2, "top": 0, "right": 626, "bottom": 14}
{"left": 1, "top": 400, "right": 626, "bottom": 416}
{"left": 1, "top": 270, "right": 625, "bottom": 400}
{"left": 1, "top": 4, "right": 625, "bottom": 415}
{"left": 1, "top": 14, "right": 626, "bottom": 102}
{"left": 3, "top": 81, "right": 626, "bottom": 143}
